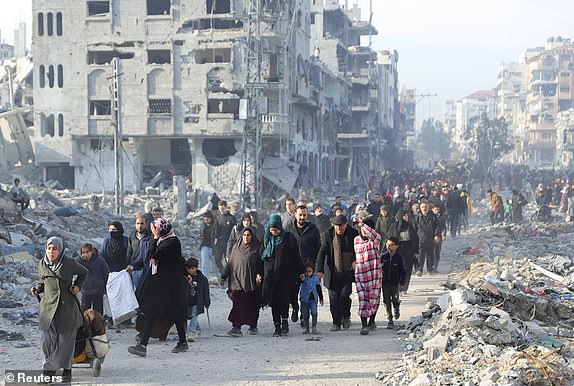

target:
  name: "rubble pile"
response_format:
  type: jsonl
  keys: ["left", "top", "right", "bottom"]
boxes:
{"left": 377, "top": 212, "right": 574, "bottom": 385}
{"left": 0, "top": 183, "right": 209, "bottom": 348}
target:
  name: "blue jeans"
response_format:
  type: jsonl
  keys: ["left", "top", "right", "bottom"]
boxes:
{"left": 200, "top": 246, "right": 213, "bottom": 276}
{"left": 131, "top": 270, "right": 143, "bottom": 290}
{"left": 300, "top": 299, "right": 318, "bottom": 320}
{"left": 187, "top": 305, "right": 199, "bottom": 333}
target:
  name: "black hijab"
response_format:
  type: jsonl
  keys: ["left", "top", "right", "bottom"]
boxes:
{"left": 107, "top": 221, "right": 127, "bottom": 269}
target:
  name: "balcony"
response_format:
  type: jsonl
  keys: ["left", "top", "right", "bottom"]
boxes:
{"left": 261, "top": 114, "right": 288, "bottom": 136}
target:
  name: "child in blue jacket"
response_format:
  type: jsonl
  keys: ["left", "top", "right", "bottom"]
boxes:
{"left": 299, "top": 262, "right": 323, "bottom": 334}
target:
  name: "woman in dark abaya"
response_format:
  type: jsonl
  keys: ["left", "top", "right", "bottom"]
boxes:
{"left": 261, "top": 214, "right": 305, "bottom": 337}
{"left": 221, "top": 227, "right": 263, "bottom": 337}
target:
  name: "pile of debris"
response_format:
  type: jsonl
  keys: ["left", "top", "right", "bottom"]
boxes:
{"left": 377, "top": 217, "right": 574, "bottom": 385}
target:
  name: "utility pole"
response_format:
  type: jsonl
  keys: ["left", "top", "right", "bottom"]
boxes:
{"left": 240, "top": 0, "right": 262, "bottom": 209}
{"left": 111, "top": 57, "right": 124, "bottom": 215}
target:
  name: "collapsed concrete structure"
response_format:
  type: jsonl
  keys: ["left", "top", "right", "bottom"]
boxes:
{"left": 31, "top": 0, "right": 402, "bottom": 198}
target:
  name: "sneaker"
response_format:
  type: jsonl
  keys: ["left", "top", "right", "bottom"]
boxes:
{"left": 368, "top": 321, "right": 377, "bottom": 331}
{"left": 416, "top": 271, "right": 423, "bottom": 277}
{"left": 394, "top": 308, "right": 400, "bottom": 320}
{"left": 187, "top": 332, "right": 198, "bottom": 342}
{"left": 311, "top": 326, "right": 319, "bottom": 335}
{"left": 128, "top": 344, "right": 147, "bottom": 357}
{"left": 228, "top": 327, "right": 243, "bottom": 337}
{"left": 330, "top": 324, "right": 341, "bottom": 332}
{"left": 387, "top": 320, "right": 394, "bottom": 329}
{"left": 171, "top": 342, "right": 189, "bottom": 353}
{"left": 247, "top": 327, "right": 258, "bottom": 335}
{"left": 342, "top": 316, "right": 351, "bottom": 329}
{"left": 360, "top": 326, "right": 370, "bottom": 335}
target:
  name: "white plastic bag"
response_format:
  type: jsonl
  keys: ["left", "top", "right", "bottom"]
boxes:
{"left": 106, "top": 270, "right": 138, "bottom": 325}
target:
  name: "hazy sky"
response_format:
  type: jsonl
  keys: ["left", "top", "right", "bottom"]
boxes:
{"left": 1, "top": 0, "right": 573, "bottom": 122}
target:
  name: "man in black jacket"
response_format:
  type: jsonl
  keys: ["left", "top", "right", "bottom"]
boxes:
{"left": 213, "top": 200, "right": 237, "bottom": 275}
{"left": 309, "top": 203, "right": 331, "bottom": 236}
{"left": 413, "top": 201, "right": 441, "bottom": 276}
{"left": 286, "top": 205, "right": 322, "bottom": 324}
{"left": 316, "top": 215, "right": 359, "bottom": 331}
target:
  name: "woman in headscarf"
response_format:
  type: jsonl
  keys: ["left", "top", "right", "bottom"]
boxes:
{"left": 31, "top": 237, "right": 88, "bottom": 383}
{"left": 100, "top": 221, "right": 129, "bottom": 272}
{"left": 387, "top": 209, "right": 419, "bottom": 293}
{"left": 128, "top": 218, "right": 188, "bottom": 357}
{"left": 221, "top": 227, "right": 263, "bottom": 337}
{"left": 226, "top": 213, "right": 253, "bottom": 257}
{"left": 353, "top": 218, "right": 382, "bottom": 335}
{"left": 261, "top": 214, "right": 305, "bottom": 337}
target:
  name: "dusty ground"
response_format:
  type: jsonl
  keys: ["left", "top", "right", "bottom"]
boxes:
{"left": 0, "top": 235, "right": 471, "bottom": 386}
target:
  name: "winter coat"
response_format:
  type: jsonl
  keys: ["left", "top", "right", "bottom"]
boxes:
{"left": 138, "top": 237, "right": 187, "bottom": 322}
{"left": 199, "top": 222, "right": 215, "bottom": 249}
{"left": 284, "top": 221, "right": 322, "bottom": 265}
{"left": 76, "top": 254, "right": 109, "bottom": 295}
{"left": 186, "top": 270, "right": 210, "bottom": 315}
{"left": 316, "top": 225, "right": 359, "bottom": 289}
{"left": 387, "top": 219, "right": 419, "bottom": 260}
{"left": 213, "top": 213, "right": 236, "bottom": 252}
{"left": 413, "top": 212, "right": 441, "bottom": 244}
{"left": 375, "top": 214, "right": 395, "bottom": 242}
{"left": 36, "top": 256, "right": 88, "bottom": 332}
{"left": 309, "top": 213, "right": 332, "bottom": 237}
{"left": 261, "top": 232, "right": 305, "bottom": 308}
{"left": 380, "top": 249, "right": 406, "bottom": 287}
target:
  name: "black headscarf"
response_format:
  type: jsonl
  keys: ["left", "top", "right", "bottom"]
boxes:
{"left": 106, "top": 221, "right": 127, "bottom": 270}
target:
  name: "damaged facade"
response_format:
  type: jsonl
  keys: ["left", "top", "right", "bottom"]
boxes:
{"left": 32, "top": 0, "right": 400, "bottom": 195}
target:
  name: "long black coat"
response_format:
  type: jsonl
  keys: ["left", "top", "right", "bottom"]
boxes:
{"left": 261, "top": 232, "right": 305, "bottom": 308}
{"left": 315, "top": 225, "right": 359, "bottom": 289}
{"left": 138, "top": 237, "right": 187, "bottom": 322}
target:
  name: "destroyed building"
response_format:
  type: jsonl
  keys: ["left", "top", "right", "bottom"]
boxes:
{"left": 31, "top": 0, "right": 401, "bottom": 195}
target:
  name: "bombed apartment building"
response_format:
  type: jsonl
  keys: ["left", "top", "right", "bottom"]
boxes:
{"left": 31, "top": 0, "right": 320, "bottom": 194}
{"left": 310, "top": 0, "right": 389, "bottom": 182}
{"left": 31, "top": 0, "right": 401, "bottom": 194}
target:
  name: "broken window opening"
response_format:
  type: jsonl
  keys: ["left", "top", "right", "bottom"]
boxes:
{"left": 87, "top": 1, "right": 110, "bottom": 17}
{"left": 195, "top": 48, "right": 231, "bottom": 64}
{"left": 41, "top": 114, "right": 55, "bottom": 137}
{"left": 147, "top": 49, "right": 171, "bottom": 64}
{"left": 206, "top": 0, "right": 230, "bottom": 14}
{"left": 147, "top": 0, "right": 171, "bottom": 16}
{"left": 39, "top": 65, "right": 46, "bottom": 88}
{"left": 56, "top": 12, "right": 63, "bottom": 36}
{"left": 58, "top": 114, "right": 64, "bottom": 137}
{"left": 38, "top": 13, "right": 44, "bottom": 36}
{"left": 57, "top": 65, "right": 64, "bottom": 88}
{"left": 202, "top": 138, "right": 236, "bottom": 166}
{"left": 89, "top": 100, "right": 112, "bottom": 116}
{"left": 207, "top": 99, "right": 239, "bottom": 116}
{"left": 87, "top": 50, "right": 135, "bottom": 65}
{"left": 184, "top": 116, "right": 200, "bottom": 123}
{"left": 90, "top": 138, "right": 105, "bottom": 151}
{"left": 47, "top": 65, "right": 55, "bottom": 88}
{"left": 47, "top": 12, "right": 53, "bottom": 36}
{"left": 149, "top": 99, "right": 172, "bottom": 114}
{"left": 185, "top": 18, "right": 243, "bottom": 31}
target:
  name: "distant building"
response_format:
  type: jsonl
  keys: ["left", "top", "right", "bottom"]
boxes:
{"left": 524, "top": 36, "right": 574, "bottom": 168}
{"left": 452, "top": 89, "right": 496, "bottom": 154}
